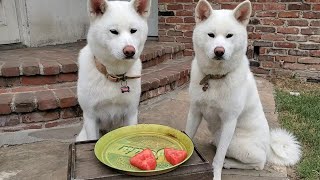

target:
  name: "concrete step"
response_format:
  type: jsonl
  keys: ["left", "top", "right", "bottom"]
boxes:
{"left": 0, "top": 41, "right": 185, "bottom": 87}
{"left": 0, "top": 57, "right": 192, "bottom": 132}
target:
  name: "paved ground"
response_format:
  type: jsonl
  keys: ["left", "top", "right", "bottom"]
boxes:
{"left": 0, "top": 77, "right": 287, "bottom": 180}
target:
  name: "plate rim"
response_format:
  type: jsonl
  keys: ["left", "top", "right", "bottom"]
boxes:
{"left": 94, "top": 124, "right": 194, "bottom": 175}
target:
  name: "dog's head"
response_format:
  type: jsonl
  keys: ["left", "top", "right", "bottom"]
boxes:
{"left": 87, "top": 0, "right": 150, "bottom": 62}
{"left": 193, "top": 0, "right": 251, "bottom": 62}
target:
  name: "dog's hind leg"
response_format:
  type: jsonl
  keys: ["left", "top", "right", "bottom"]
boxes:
{"left": 186, "top": 104, "right": 203, "bottom": 139}
{"left": 225, "top": 140, "right": 267, "bottom": 170}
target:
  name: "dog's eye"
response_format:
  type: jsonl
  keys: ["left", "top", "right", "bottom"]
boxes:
{"left": 110, "top": 29, "right": 119, "bottom": 35}
{"left": 130, "top": 28, "right": 137, "bottom": 34}
{"left": 226, "top": 34, "right": 233, "bottom": 38}
{"left": 208, "top": 33, "right": 215, "bottom": 38}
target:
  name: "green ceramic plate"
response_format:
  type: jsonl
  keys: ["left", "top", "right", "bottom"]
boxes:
{"left": 94, "top": 124, "right": 194, "bottom": 176}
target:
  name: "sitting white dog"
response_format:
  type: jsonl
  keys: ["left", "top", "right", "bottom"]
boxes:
{"left": 76, "top": 0, "right": 151, "bottom": 141}
{"left": 186, "top": 0, "right": 301, "bottom": 179}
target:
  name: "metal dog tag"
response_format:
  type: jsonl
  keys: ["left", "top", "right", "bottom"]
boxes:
{"left": 121, "top": 86, "right": 130, "bottom": 93}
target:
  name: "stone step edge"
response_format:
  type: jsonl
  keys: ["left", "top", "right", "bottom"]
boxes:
{"left": 0, "top": 58, "right": 192, "bottom": 132}
{"left": 0, "top": 43, "right": 185, "bottom": 78}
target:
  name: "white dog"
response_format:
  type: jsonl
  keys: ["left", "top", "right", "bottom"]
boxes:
{"left": 186, "top": 0, "right": 301, "bottom": 179}
{"left": 76, "top": 0, "right": 151, "bottom": 141}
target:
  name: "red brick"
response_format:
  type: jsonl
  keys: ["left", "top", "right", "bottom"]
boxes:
{"left": 311, "top": 20, "right": 320, "bottom": 27}
{"left": 288, "top": 4, "right": 311, "bottom": 10}
{"left": 176, "top": 37, "right": 192, "bottom": 43}
{"left": 159, "top": 24, "right": 175, "bottom": 30}
{"left": 176, "top": 10, "right": 193, "bottom": 16}
{"left": 54, "top": 89, "right": 77, "bottom": 108}
{"left": 277, "top": 27, "right": 299, "bottom": 34}
{"left": 5, "top": 77, "right": 21, "bottom": 87}
{"left": 289, "top": 50, "right": 309, "bottom": 56}
{"left": 309, "top": 35, "right": 320, "bottom": 43}
{"left": 249, "top": 33, "right": 262, "bottom": 40}
{"left": 0, "top": 115, "right": 20, "bottom": 127}
{"left": 256, "top": 11, "right": 277, "bottom": 17}
{"left": 298, "top": 57, "right": 320, "bottom": 64}
{"left": 40, "top": 61, "right": 60, "bottom": 75}
{"left": 258, "top": 55, "right": 275, "bottom": 62}
{"left": 221, "top": 4, "right": 237, "bottom": 9}
{"left": 303, "top": 12, "right": 320, "bottom": 19}
{"left": 252, "top": 4, "right": 263, "bottom": 11}
{"left": 35, "top": 90, "right": 58, "bottom": 111}
{"left": 22, "top": 111, "right": 60, "bottom": 123}
{"left": 286, "top": 35, "right": 308, "bottom": 42}
{"left": 184, "top": 17, "right": 195, "bottom": 23}
{"left": 301, "top": 28, "right": 320, "bottom": 35}
{"left": 22, "top": 62, "right": 40, "bottom": 76}
{"left": 253, "top": 41, "right": 273, "bottom": 47}
{"left": 261, "top": 34, "right": 285, "bottom": 41}
{"left": 176, "top": 24, "right": 194, "bottom": 31}
{"left": 263, "top": 4, "right": 286, "bottom": 10}
{"left": 261, "top": 61, "right": 274, "bottom": 68}
{"left": 1, "top": 62, "right": 21, "bottom": 77}
{"left": 57, "top": 73, "right": 78, "bottom": 82}
{"left": 21, "top": 76, "right": 57, "bottom": 86}
{"left": 299, "top": 43, "right": 320, "bottom": 50}
{"left": 247, "top": 26, "right": 254, "bottom": 32}
{"left": 310, "top": 50, "right": 320, "bottom": 57}
{"left": 183, "top": 31, "right": 193, "bottom": 37}
{"left": 167, "top": 4, "right": 183, "bottom": 10}
{"left": 276, "top": 56, "right": 298, "bottom": 63}
{"left": 14, "top": 93, "right": 36, "bottom": 113}
{"left": 255, "top": 26, "right": 276, "bottom": 33}
{"left": 283, "top": 63, "right": 306, "bottom": 70}
{"left": 0, "top": 94, "right": 13, "bottom": 115}
{"left": 287, "top": 20, "right": 309, "bottom": 26}
{"left": 278, "top": 11, "right": 300, "bottom": 18}
{"left": 166, "top": 17, "right": 184, "bottom": 23}
{"left": 58, "top": 60, "right": 78, "bottom": 73}
{"left": 274, "top": 42, "right": 297, "bottom": 48}
{"left": 260, "top": 19, "right": 284, "bottom": 26}
{"left": 267, "top": 49, "right": 288, "bottom": 55}
{"left": 313, "top": 4, "right": 320, "bottom": 11}
{"left": 167, "top": 30, "right": 183, "bottom": 37}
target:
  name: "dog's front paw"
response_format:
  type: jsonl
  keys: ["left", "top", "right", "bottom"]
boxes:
{"left": 223, "top": 159, "right": 232, "bottom": 169}
{"left": 213, "top": 170, "right": 222, "bottom": 180}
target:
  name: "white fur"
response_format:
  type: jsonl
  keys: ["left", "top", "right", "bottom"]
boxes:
{"left": 186, "top": 1, "right": 301, "bottom": 179}
{"left": 76, "top": 0, "right": 151, "bottom": 141}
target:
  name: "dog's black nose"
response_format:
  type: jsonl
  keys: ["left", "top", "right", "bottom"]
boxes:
{"left": 123, "top": 45, "right": 135, "bottom": 58}
{"left": 214, "top": 47, "right": 225, "bottom": 57}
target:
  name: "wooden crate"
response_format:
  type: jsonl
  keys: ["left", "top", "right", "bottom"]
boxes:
{"left": 67, "top": 140, "right": 213, "bottom": 180}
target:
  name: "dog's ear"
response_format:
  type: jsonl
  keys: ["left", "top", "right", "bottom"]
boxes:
{"left": 88, "top": 0, "right": 107, "bottom": 19}
{"left": 131, "top": 0, "right": 151, "bottom": 18}
{"left": 233, "top": 0, "right": 252, "bottom": 26}
{"left": 195, "top": 0, "right": 212, "bottom": 23}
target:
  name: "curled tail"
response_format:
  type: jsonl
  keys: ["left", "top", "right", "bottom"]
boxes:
{"left": 267, "top": 128, "right": 301, "bottom": 166}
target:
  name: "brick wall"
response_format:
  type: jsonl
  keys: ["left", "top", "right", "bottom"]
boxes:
{"left": 158, "top": 0, "right": 320, "bottom": 81}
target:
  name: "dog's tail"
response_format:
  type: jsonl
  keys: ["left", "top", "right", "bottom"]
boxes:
{"left": 267, "top": 128, "right": 301, "bottom": 166}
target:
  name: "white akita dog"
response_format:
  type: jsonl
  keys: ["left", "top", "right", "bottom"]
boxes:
{"left": 186, "top": 0, "right": 301, "bottom": 179}
{"left": 76, "top": 0, "right": 151, "bottom": 141}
